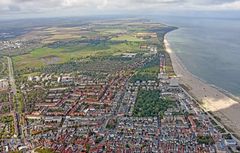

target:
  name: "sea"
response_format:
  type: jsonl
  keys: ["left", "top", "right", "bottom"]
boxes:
{"left": 154, "top": 16, "right": 240, "bottom": 98}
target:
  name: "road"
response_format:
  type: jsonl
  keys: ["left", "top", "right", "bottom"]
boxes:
{"left": 5, "top": 56, "right": 21, "bottom": 138}
{"left": 6, "top": 56, "right": 17, "bottom": 94}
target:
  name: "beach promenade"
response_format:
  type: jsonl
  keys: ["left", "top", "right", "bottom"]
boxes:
{"left": 164, "top": 37, "right": 240, "bottom": 138}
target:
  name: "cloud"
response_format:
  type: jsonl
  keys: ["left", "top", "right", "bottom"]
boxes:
{"left": 130, "top": 0, "right": 184, "bottom": 4}
{"left": 215, "top": 1, "right": 240, "bottom": 9}
{"left": 199, "top": 0, "right": 238, "bottom": 5}
{"left": 185, "top": 0, "right": 240, "bottom": 10}
{"left": 1, "top": 0, "right": 240, "bottom": 17}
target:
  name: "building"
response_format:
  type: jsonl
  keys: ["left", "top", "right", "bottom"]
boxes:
{"left": 122, "top": 53, "right": 137, "bottom": 58}
{"left": 0, "top": 79, "right": 8, "bottom": 90}
{"left": 169, "top": 78, "right": 179, "bottom": 87}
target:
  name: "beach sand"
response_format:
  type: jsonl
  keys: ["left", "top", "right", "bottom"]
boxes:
{"left": 164, "top": 37, "right": 240, "bottom": 137}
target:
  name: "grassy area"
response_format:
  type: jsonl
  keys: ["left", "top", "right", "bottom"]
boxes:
{"left": 9, "top": 151, "right": 23, "bottom": 153}
{"left": 0, "top": 92, "right": 9, "bottom": 102}
{"left": 131, "top": 66, "right": 159, "bottom": 82}
{"left": 0, "top": 57, "right": 8, "bottom": 77}
{"left": 13, "top": 41, "right": 142, "bottom": 70}
{"left": 35, "top": 148, "right": 55, "bottom": 153}
{"left": 98, "top": 28, "right": 126, "bottom": 34}
{"left": 164, "top": 54, "right": 175, "bottom": 77}
{"left": 0, "top": 58, "right": 4, "bottom": 71}
{"left": 197, "top": 135, "right": 214, "bottom": 145}
{"left": 16, "top": 92, "right": 24, "bottom": 114}
{"left": 111, "top": 34, "right": 145, "bottom": 42}
{"left": 0, "top": 115, "right": 15, "bottom": 139}
{"left": 133, "top": 89, "right": 175, "bottom": 117}
{"left": 22, "top": 72, "right": 41, "bottom": 77}
{"left": 131, "top": 55, "right": 160, "bottom": 82}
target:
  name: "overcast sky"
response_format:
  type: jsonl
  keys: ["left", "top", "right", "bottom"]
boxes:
{"left": 1, "top": 0, "right": 240, "bottom": 19}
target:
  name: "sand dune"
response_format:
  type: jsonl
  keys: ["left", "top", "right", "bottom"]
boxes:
{"left": 164, "top": 37, "right": 240, "bottom": 137}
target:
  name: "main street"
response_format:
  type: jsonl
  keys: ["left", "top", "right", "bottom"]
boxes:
{"left": 5, "top": 56, "right": 21, "bottom": 138}
{"left": 6, "top": 56, "right": 17, "bottom": 94}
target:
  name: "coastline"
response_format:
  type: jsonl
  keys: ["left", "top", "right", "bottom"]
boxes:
{"left": 164, "top": 34, "right": 240, "bottom": 138}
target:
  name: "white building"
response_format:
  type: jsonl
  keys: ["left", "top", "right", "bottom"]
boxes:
{"left": 0, "top": 79, "right": 8, "bottom": 90}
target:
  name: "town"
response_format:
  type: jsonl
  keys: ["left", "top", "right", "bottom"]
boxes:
{"left": 0, "top": 20, "right": 239, "bottom": 153}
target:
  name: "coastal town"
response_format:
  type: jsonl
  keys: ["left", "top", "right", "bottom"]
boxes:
{"left": 0, "top": 19, "right": 240, "bottom": 153}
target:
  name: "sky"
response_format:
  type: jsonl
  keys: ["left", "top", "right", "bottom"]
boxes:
{"left": 1, "top": 0, "right": 240, "bottom": 19}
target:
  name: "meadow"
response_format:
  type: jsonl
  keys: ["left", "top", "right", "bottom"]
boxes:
{"left": 13, "top": 40, "right": 143, "bottom": 70}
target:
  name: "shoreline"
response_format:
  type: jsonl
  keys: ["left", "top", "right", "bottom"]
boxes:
{"left": 164, "top": 34, "right": 240, "bottom": 138}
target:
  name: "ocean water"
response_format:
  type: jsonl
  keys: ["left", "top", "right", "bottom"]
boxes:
{"left": 156, "top": 16, "right": 240, "bottom": 97}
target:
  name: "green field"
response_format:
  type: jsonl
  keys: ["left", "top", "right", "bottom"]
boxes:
{"left": 111, "top": 34, "right": 145, "bottom": 42}
{"left": 13, "top": 41, "right": 142, "bottom": 70}
{"left": 130, "top": 55, "right": 160, "bottom": 82}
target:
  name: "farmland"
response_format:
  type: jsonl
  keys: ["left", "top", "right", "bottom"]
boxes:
{"left": 12, "top": 21, "right": 171, "bottom": 76}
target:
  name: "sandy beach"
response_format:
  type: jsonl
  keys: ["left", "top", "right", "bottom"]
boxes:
{"left": 164, "top": 36, "right": 240, "bottom": 137}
